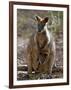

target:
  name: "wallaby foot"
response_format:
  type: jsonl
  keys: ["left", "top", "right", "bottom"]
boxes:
{"left": 46, "top": 74, "right": 52, "bottom": 79}
{"left": 39, "top": 73, "right": 52, "bottom": 79}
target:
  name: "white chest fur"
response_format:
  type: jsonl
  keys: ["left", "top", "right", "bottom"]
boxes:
{"left": 44, "top": 24, "right": 50, "bottom": 44}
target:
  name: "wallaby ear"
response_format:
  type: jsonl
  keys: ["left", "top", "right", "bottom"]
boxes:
{"left": 35, "top": 15, "right": 42, "bottom": 22}
{"left": 43, "top": 17, "right": 49, "bottom": 23}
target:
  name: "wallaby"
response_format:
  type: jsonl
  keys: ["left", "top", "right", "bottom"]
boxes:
{"left": 27, "top": 15, "right": 56, "bottom": 78}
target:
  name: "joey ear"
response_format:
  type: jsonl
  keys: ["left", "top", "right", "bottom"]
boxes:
{"left": 43, "top": 17, "right": 49, "bottom": 23}
{"left": 35, "top": 15, "right": 42, "bottom": 22}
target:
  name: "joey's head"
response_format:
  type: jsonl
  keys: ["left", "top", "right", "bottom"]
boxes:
{"left": 35, "top": 16, "right": 49, "bottom": 32}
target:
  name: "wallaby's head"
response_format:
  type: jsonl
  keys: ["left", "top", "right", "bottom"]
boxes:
{"left": 35, "top": 16, "right": 48, "bottom": 32}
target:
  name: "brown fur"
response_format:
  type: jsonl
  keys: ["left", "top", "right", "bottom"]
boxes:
{"left": 27, "top": 16, "right": 56, "bottom": 75}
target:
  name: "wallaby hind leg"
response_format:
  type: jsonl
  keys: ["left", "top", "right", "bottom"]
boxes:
{"left": 27, "top": 54, "right": 32, "bottom": 74}
{"left": 27, "top": 58, "right": 33, "bottom": 79}
{"left": 48, "top": 58, "right": 55, "bottom": 74}
{"left": 45, "top": 55, "right": 55, "bottom": 79}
